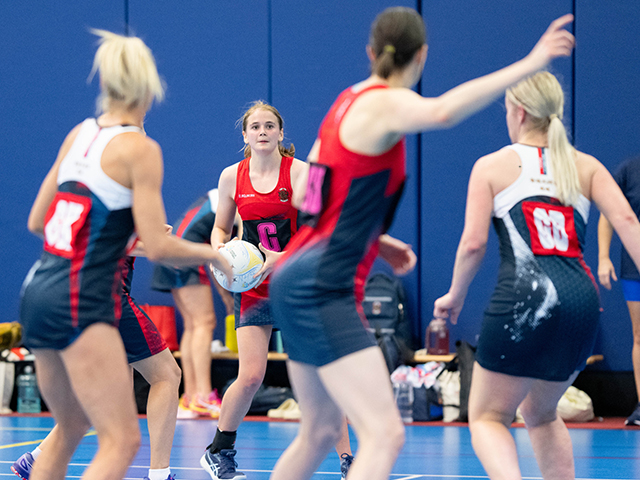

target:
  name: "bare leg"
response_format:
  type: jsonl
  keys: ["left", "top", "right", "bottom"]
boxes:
{"left": 217, "top": 325, "right": 271, "bottom": 431}
{"left": 270, "top": 361, "right": 344, "bottom": 480}
{"left": 520, "top": 372, "right": 578, "bottom": 480}
{"left": 33, "top": 323, "right": 140, "bottom": 480}
{"left": 335, "top": 417, "right": 352, "bottom": 456}
{"left": 468, "top": 363, "right": 533, "bottom": 480}
{"left": 172, "top": 285, "right": 215, "bottom": 399}
{"left": 132, "top": 348, "right": 182, "bottom": 469}
{"left": 627, "top": 301, "right": 640, "bottom": 400}
{"left": 28, "top": 353, "right": 92, "bottom": 480}
{"left": 238, "top": 346, "right": 398, "bottom": 480}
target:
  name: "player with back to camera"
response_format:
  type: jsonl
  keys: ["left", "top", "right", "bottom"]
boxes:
{"left": 19, "top": 29, "right": 231, "bottom": 480}
{"left": 267, "top": 7, "right": 575, "bottom": 480}
{"left": 13, "top": 230, "right": 183, "bottom": 480}
{"left": 433, "top": 71, "right": 640, "bottom": 479}
{"left": 597, "top": 157, "right": 640, "bottom": 426}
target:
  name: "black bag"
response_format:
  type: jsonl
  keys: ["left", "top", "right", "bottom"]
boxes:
{"left": 413, "top": 385, "right": 443, "bottom": 421}
{"left": 362, "top": 273, "right": 414, "bottom": 373}
{"left": 222, "top": 379, "right": 294, "bottom": 415}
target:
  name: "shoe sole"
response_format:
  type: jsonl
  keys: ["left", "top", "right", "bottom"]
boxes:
{"left": 199, "top": 453, "right": 247, "bottom": 480}
{"left": 11, "top": 465, "right": 28, "bottom": 480}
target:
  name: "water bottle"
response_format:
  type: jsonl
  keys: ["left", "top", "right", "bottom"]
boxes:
{"left": 393, "top": 381, "right": 414, "bottom": 424}
{"left": 17, "top": 365, "right": 41, "bottom": 414}
{"left": 426, "top": 318, "right": 450, "bottom": 355}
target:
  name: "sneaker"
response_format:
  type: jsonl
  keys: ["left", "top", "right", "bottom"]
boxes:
{"left": 200, "top": 449, "right": 246, "bottom": 480}
{"left": 142, "top": 476, "right": 175, "bottom": 480}
{"left": 11, "top": 452, "right": 34, "bottom": 480}
{"left": 340, "top": 453, "right": 354, "bottom": 480}
{"left": 177, "top": 394, "right": 198, "bottom": 419}
{"left": 625, "top": 402, "right": 640, "bottom": 426}
{"left": 281, "top": 400, "right": 301, "bottom": 420}
{"left": 190, "top": 391, "right": 222, "bottom": 419}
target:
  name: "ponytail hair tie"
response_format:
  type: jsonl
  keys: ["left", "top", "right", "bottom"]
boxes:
{"left": 549, "top": 113, "right": 559, "bottom": 121}
{"left": 383, "top": 44, "right": 396, "bottom": 54}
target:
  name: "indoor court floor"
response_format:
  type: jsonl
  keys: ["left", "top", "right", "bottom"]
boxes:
{"left": 0, "top": 415, "right": 639, "bottom": 479}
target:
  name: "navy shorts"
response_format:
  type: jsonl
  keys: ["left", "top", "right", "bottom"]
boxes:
{"left": 269, "top": 244, "right": 376, "bottom": 367}
{"left": 120, "top": 294, "right": 167, "bottom": 363}
{"left": 151, "top": 263, "right": 211, "bottom": 292}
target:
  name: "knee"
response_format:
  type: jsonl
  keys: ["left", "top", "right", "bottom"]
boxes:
{"left": 519, "top": 402, "right": 558, "bottom": 428}
{"left": 234, "top": 372, "right": 264, "bottom": 396}
{"left": 302, "top": 420, "right": 343, "bottom": 451}
{"left": 363, "top": 415, "right": 405, "bottom": 454}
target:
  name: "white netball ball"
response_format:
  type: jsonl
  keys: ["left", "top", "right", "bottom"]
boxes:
{"left": 211, "top": 240, "right": 265, "bottom": 293}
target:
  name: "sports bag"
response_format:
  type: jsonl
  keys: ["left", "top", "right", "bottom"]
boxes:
{"left": 362, "top": 273, "right": 414, "bottom": 373}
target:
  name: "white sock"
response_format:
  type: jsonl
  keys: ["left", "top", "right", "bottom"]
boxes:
{"left": 147, "top": 467, "right": 171, "bottom": 480}
{"left": 31, "top": 447, "right": 42, "bottom": 460}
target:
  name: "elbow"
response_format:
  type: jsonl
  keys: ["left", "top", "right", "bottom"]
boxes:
{"left": 27, "top": 218, "right": 43, "bottom": 236}
{"left": 460, "top": 238, "right": 487, "bottom": 258}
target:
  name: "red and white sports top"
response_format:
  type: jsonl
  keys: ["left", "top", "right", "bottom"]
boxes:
{"left": 285, "top": 84, "right": 406, "bottom": 303}
{"left": 235, "top": 156, "right": 298, "bottom": 296}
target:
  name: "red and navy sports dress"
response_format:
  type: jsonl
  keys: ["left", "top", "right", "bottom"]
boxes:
{"left": 20, "top": 119, "right": 140, "bottom": 350}
{"left": 151, "top": 189, "right": 219, "bottom": 292}
{"left": 269, "top": 84, "right": 406, "bottom": 366}
{"left": 234, "top": 156, "right": 298, "bottom": 328}
{"left": 120, "top": 256, "right": 167, "bottom": 363}
{"left": 476, "top": 144, "right": 599, "bottom": 381}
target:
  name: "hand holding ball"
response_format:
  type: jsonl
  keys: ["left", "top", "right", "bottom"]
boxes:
{"left": 211, "top": 240, "right": 265, "bottom": 292}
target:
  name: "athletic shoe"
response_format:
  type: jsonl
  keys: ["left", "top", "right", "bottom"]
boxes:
{"left": 625, "top": 402, "right": 640, "bottom": 426}
{"left": 340, "top": 453, "right": 354, "bottom": 480}
{"left": 177, "top": 394, "right": 198, "bottom": 419}
{"left": 200, "top": 449, "right": 246, "bottom": 480}
{"left": 11, "top": 452, "right": 34, "bottom": 480}
{"left": 190, "top": 391, "right": 222, "bottom": 419}
{"left": 142, "top": 475, "right": 175, "bottom": 480}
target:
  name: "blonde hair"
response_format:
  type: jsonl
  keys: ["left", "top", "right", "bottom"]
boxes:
{"left": 506, "top": 72, "right": 579, "bottom": 205}
{"left": 90, "top": 29, "right": 164, "bottom": 113}
{"left": 238, "top": 100, "right": 295, "bottom": 159}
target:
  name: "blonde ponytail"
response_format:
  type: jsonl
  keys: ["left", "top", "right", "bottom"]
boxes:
{"left": 506, "top": 72, "right": 579, "bottom": 205}
{"left": 90, "top": 29, "right": 164, "bottom": 113}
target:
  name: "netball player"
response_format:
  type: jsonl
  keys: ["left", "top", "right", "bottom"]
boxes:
{"left": 434, "top": 71, "right": 640, "bottom": 479}
{"left": 19, "top": 29, "right": 230, "bottom": 480}
{"left": 152, "top": 189, "right": 238, "bottom": 419}
{"left": 267, "top": 7, "right": 575, "bottom": 480}
{"left": 597, "top": 157, "right": 640, "bottom": 426}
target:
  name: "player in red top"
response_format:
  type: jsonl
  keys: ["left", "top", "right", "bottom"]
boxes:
{"left": 268, "top": 7, "right": 575, "bottom": 480}
{"left": 200, "top": 101, "right": 311, "bottom": 480}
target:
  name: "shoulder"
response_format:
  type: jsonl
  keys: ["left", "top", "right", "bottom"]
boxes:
{"left": 112, "top": 131, "right": 162, "bottom": 160}
{"left": 474, "top": 146, "right": 520, "bottom": 173}
{"left": 218, "top": 163, "right": 240, "bottom": 194}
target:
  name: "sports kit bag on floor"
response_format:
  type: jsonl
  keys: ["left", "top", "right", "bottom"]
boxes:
{"left": 362, "top": 272, "right": 414, "bottom": 373}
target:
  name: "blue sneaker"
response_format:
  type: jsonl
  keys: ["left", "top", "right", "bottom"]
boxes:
{"left": 11, "top": 452, "right": 34, "bottom": 480}
{"left": 340, "top": 453, "right": 354, "bottom": 480}
{"left": 625, "top": 402, "right": 640, "bottom": 426}
{"left": 200, "top": 449, "right": 246, "bottom": 480}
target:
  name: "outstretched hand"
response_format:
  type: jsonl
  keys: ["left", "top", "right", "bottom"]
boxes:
{"left": 527, "top": 14, "right": 575, "bottom": 70}
{"left": 378, "top": 234, "right": 417, "bottom": 276}
{"left": 209, "top": 248, "right": 233, "bottom": 286}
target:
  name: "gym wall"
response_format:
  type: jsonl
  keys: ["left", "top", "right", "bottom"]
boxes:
{"left": 1, "top": 1, "right": 638, "bottom": 371}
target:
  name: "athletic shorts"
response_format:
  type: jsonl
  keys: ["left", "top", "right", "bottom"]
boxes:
{"left": 622, "top": 279, "right": 640, "bottom": 302}
{"left": 234, "top": 290, "right": 274, "bottom": 329}
{"left": 269, "top": 243, "right": 376, "bottom": 367}
{"left": 151, "top": 263, "right": 211, "bottom": 292}
{"left": 120, "top": 293, "right": 168, "bottom": 363}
